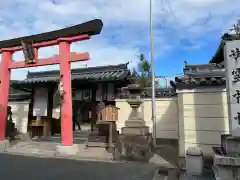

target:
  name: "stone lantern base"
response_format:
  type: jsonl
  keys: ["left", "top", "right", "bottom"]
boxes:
{"left": 122, "top": 98, "right": 149, "bottom": 136}
{"left": 122, "top": 117, "right": 149, "bottom": 135}
{"left": 119, "top": 119, "right": 152, "bottom": 161}
{"left": 119, "top": 134, "right": 152, "bottom": 162}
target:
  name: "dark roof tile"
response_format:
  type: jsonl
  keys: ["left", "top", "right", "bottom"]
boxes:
{"left": 173, "top": 63, "right": 226, "bottom": 89}
{"left": 8, "top": 85, "right": 31, "bottom": 101}
{"left": 15, "top": 63, "right": 130, "bottom": 84}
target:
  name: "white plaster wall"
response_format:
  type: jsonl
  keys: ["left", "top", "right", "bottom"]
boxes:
{"left": 115, "top": 98, "right": 179, "bottom": 139}
{"left": 178, "top": 91, "right": 229, "bottom": 157}
{"left": 144, "top": 98, "right": 178, "bottom": 139}
{"left": 33, "top": 88, "right": 48, "bottom": 116}
{"left": 8, "top": 101, "right": 30, "bottom": 133}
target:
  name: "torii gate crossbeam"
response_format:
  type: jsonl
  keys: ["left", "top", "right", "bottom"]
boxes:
{"left": 0, "top": 19, "right": 103, "bottom": 148}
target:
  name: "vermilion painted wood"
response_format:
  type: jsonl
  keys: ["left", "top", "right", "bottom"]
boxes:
{"left": 0, "top": 51, "right": 12, "bottom": 140}
{"left": 0, "top": 34, "right": 90, "bottom": 53}
{"left": 59, "top": 41, "right": 73, "bottom": 146}
{"left": 0, "top": 34, "right": 90, "bottom": 145}
{"left": 34, "top": 48, "right": 38, "bottom": 59}
{"left": 9, "top": 52, "right": 89, "bottom": 69}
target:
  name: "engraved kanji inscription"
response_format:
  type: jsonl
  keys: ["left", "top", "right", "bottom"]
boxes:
{"left": 229, "top": 48, "right": 240, "bottom": 61}
{"left": 232, "top": 68, "right": 240, "bottom": 82}
{"left": 232, "top": 90, "right": 240, "bottom": 103}
{"left": 234, "top": 112, "right": 240, "bottom": 125}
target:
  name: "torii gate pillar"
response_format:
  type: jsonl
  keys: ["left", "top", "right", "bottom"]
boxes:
{"left": 58, "top": 40, "right": 73, "bottom": 146}
{"left": 0, "top": 51, "right": 12, "bottom": 141}
{"left": 0, "top": 19, "right": 103, "bottom": 152}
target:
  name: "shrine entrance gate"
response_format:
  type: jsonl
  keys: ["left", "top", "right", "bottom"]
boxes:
{"left": 0, "top": 19, "right": 103, "bottom": 147}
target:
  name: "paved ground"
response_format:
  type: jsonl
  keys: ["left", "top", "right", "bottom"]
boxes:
{"left": 6, "top": 141, "right": 113, "bottom": 161}
{"left": 3, "top": 139, "right": 215, "bottom": 180}
{"left": 0, "top": 153, "right": 157, "bottom": 180}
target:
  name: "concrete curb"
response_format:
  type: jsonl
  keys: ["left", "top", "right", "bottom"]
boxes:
{"left": 0, "top": 151, "right": 129, "bottom": 164}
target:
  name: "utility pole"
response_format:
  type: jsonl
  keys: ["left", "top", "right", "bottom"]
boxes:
{"left": 150, "top": 0, "right": 157, "bottom": 147}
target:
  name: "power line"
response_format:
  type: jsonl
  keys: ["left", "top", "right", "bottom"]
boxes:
{"left": 163, "top": 0, "right": 195, "bottom": 45}
{"left": 163, "top": 0, "right": 181, "bottom": 26}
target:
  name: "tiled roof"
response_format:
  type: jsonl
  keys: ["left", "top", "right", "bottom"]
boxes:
{"left": 174, "top": 76, "right": 226, "bottom": 88}
{"left": 184, "top": 69, "right": 225, "bottom": 78}
{"left": 183, "top": 61, "right": 224, "bottom": 74}
{"left": 172, "top": 63, "right": 226, "bottom": 89}
{"left": 185, "top": 63, "right": 217, "bottom": 68}
{"left": 15, "top": 63, "right": 130, "bottom": 84}
{"left": 9, "top": 93, "right": 31, "bottom": 101}
{"left": 9, "top": 86, "right": 31, "bottom": 101}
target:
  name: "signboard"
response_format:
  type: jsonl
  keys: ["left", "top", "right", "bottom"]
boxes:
{"left": 224, "top": 40, "right": 240, "bottom": 137}
{"left": 33, "top": 88, "right": 48, "bottom": 116}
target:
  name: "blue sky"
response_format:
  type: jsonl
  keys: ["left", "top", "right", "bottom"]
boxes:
{"left": 0, "top": 0, "right": 239, "bottom": 80}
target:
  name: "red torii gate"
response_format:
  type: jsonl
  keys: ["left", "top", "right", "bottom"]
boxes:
{"left": 0, "top": 19, "right": 103, "bottom": 147}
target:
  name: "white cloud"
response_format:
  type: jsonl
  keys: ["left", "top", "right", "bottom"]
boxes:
{"left": 0, "top": 0, "right": 238, "bottom": 80}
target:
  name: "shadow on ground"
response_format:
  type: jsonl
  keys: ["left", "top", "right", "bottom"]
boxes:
{"left": 154, "top": 139, "right": 179, "bottom": 168}
{"left": 0, "top": 153, "right": 157, "bottom": 180}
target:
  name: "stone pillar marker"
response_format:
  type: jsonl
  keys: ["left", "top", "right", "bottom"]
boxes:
{"left": 212, "top": 24, "right": 240, "bottom": 180}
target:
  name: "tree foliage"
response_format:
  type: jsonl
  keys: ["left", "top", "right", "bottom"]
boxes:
{"left": 131, "top": 53, "right": 152, "bottom": 87}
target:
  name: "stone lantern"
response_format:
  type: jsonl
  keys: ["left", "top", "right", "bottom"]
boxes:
{"left": 119, "top": 83, "right": 152, "bottom": 161}
{"left": 122, "top": 84, "right": 149, "bottom": 135}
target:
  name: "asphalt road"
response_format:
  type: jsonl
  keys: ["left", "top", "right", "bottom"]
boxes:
{"left": 0, "top": 154, "right": 157, "bottom": 180}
